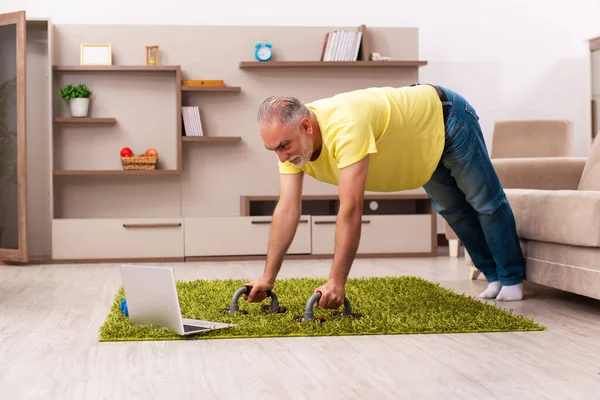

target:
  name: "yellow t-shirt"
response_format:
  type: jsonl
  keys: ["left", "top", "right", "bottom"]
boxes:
{"left": 278, "top": 84, "right": 445, "bottom": 192}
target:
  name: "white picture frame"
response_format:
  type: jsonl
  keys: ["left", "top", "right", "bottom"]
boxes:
{"left": 80, "top": 44, "right": 112, "bottom": 66}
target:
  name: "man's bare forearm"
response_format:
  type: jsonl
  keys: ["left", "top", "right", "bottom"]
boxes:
{"left": 262, "top": 203, "right": 301, "bottom": 284}
{"left": 329, "top": 206, "right": 362, "bottom": 285}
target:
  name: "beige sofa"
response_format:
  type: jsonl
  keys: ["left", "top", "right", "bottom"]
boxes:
{"left": 445, "top": 119, "right": 574, "bottom": 256}
{"left": 484, "top": 135, "right": 600, "bottom": 300}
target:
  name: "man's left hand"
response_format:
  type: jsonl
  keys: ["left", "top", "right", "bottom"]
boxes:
{"left": 314, "top": 280, "right": 345, "bottom": 309}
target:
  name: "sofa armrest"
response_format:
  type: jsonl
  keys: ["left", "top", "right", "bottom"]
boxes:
{"left": 506, "top": 189, "right": 600, "bottom": 247}
{"left": 492, "top": 157, "right": 586, "bottom": 190}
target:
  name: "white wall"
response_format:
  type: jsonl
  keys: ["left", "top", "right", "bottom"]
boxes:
{"left": 2, "top": 0, "right": 599, "bottom": 156}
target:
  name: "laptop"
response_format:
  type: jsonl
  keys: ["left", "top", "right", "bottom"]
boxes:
{"left": 119, "top": 264, "right": 237, "bottom": 336}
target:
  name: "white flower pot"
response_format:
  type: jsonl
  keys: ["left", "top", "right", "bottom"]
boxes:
{"left": 69, "top": 98, "right": 89, "bottom": 117}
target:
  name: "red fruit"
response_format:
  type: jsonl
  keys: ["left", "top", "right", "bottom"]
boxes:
{"left": 145, "top": 148, "right": 158, "bottom": 158}
{"left": 120, "top": 147, "right": 133, "bottom": 157}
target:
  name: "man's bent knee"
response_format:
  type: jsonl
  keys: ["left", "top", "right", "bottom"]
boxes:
{"left": 431, "top": 201, "right": 475, "bottom": 226}
{"left": 469, "top": 193, "right": 508, "bottom": 216}
{"left": 463, "top": 184, "right": 506, "bottom": 215}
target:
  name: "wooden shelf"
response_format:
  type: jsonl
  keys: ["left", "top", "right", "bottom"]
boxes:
{"left": 181, "top": 86, "right": 241, "bottom": 92}
{"left": 241, "top": 193, "right": 430, "bottom": 202}
{"left": 53, "top": 117, "right": 117, "bottom": 124}
{"left": 182, "top": 136, "right": 242, "bottom": 143}
{"left": 238, "top": 61, "right": 428, "bottom": 69}
{"left": 53, "top": 169, "right": 181, "bottom": 176}
{"left": 53, "top": 65, "right": 180, "bottom": 72}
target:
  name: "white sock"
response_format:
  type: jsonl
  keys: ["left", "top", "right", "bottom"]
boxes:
{"left": 479, "top": 281, "right": 501, "bottom": 299}
{"left": 496, "top": 283, "right": 523, "bottom": 301}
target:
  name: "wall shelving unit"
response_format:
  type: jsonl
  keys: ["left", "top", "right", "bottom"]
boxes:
{"left": 42, "top": 23, "right": 432, "bottom": 263}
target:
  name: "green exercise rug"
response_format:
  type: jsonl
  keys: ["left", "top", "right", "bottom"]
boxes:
{"left": 98, "top": 276, "right": 545, "bottom": 342}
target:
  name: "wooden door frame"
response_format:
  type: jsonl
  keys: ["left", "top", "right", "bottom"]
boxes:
{"left": 0, "top": 10, "right": 28, "bottom": 262}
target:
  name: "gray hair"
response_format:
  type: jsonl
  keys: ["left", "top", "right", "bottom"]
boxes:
{"left": 257, "top": 96, "right": 310, "bottom": 127}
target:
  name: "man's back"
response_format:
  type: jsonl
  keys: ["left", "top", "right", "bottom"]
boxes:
{"left": 278, "top": 84, "right": 445, "bottom": 192}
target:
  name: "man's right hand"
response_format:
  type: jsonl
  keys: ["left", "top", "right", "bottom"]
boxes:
{"left": 244, "top": 277, "right": 274, "bottom": 302}
{"left": 244, "top": 173, "right": 303, "bottom": 303}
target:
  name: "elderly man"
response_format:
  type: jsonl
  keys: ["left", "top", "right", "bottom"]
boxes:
{"left": 245, "top": 84, "right": 525, "bottom": 308}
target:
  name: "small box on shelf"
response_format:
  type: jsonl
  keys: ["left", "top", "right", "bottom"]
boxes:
{"left": 121, "top": 155, "right": 159, "bottom": 170}
{"left": 182, "top": 79, "right": 224, "bottom": 87}
{"left": 119, "top": 147, "right": 160, "bottom": 170}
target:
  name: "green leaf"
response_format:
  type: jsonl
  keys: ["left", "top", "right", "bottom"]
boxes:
{"left": 60, "top": 83, "right": 92, "bottom": 99}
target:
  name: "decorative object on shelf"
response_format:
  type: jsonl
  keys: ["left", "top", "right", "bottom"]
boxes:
{"left": 80, "top": 44, "right": 112, "bottom": 66}
{"left": 254, "top": 41, "right": 273, "bottom": 62}
{"left": 60, "top": 84, "right": 92, "bottom": 117}
{"left": 370, "top": 52, "right": 394, "bottom": 61}
{"left": 182, "top": 106, "right": 204, "bottom": 137}
{"left": 120, "top": 147, "right": 159, "bottom": 170}
{"left": 320, "top": 30, "right": 362, "bottom": 61}
{"left": 120, "top": 147, "right": 133, "bottom": 158}
{"left": 181, "top": 79, "right": 224, "bottom": 87}
{"left": 145, "top": 45, "right": 159, "bottom": 66}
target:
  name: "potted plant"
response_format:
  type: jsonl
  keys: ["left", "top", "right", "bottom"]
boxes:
{"left": 60, "top": 84, "right": 92, "bottom": 117}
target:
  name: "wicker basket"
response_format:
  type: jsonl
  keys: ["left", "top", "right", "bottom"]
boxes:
{"left": 121, "top": 156, "right": 158, "bottom": 170}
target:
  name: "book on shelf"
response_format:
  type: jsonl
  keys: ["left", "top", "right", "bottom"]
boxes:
{"left": 182, "top": 106, "right": 204, "bottom": 136}
{"left": 320, "top": 30, "right": 362, "bottom": 61}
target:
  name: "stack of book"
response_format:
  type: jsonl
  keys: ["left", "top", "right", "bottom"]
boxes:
{"left": 182, "top": 106, "right": 204, "bottom": 137}
{"left": 320, "top": 30, "right": 363, "bottom": 61}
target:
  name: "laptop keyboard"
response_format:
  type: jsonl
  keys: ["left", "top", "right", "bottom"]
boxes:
{"left": 183, "top": 324, "right": 210, "bottom": 332}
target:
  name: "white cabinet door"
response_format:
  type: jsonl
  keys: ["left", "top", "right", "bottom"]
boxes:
{"left": 311, "top": 215, "right": 432, "bottom": 255}
{"left": 184, "top": 216, "right": 312, "bottom": 256}
{"left": 52, "top": 218, "right": 184, "bottom": 260}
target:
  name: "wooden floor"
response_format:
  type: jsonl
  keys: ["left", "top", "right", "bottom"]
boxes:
{"left": 2, "top": 250, "right": 600, "bottom": 399}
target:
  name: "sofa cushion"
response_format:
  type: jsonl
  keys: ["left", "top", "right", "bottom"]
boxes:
{"left": 491, "top": 120, "right": 573, "bottom": 159}
{"left": 493, "top": 157, "right": 586, "bottom": 190}
{"left": 505, "top": 188, "right": 600, "bottom": 247}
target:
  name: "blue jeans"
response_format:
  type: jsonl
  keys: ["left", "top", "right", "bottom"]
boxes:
{"left": 421, "top": 85, "right": 525, "bottom": 286}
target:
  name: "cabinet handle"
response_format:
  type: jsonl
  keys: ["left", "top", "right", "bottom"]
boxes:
{"left": 251, "top": 219, "right": 308, "bottom": 224}
{"left": 314, "top": 220, "right": 371, "bottom": 225}
{"left": 123, "top": 223, "right": 182, "bottom": 228}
